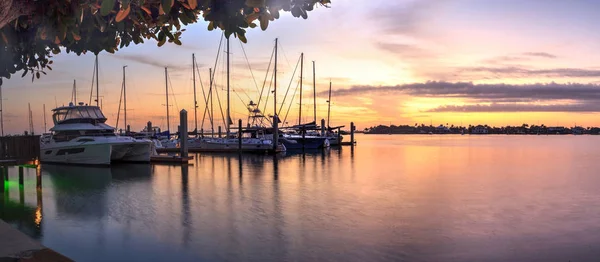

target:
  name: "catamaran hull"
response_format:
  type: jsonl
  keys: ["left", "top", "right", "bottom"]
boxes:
{"left": 40, "top": 142, "right": 151, "bottom": 165}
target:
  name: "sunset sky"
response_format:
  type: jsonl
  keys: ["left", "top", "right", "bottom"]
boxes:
{"left": 4, "top": 0, "right": 600, "bottom": 134}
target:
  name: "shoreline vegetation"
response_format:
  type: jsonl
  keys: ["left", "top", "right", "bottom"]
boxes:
{"left": 363, "top": 124, "right": 600, "bottom": 135}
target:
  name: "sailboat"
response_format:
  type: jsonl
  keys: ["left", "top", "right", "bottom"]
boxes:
{"left": 187, "top": 37, "right": 285, "bottom": 153}
{"left": 277, "top": 53, "right": 329, "bottom": 150}
{"left": 158, "top": 67, "right": 178, "bottom": 149}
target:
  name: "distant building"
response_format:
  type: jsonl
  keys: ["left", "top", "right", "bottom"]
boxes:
{"left": 471, "top": 125, "right": 488, "bottom": 134}
{"left": 548, "top": 126, "right": 568, "bottom": 134}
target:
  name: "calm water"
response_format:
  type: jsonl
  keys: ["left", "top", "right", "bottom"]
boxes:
{"left": 2, "top": 134, "right": 600, "bottom": 261}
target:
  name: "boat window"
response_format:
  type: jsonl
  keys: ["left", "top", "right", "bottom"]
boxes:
{"left": 52, "top": 109, "right": 69, "bottom": 123}
{"left": 65, "top": 108, "right": 83, "bottom": 120}
{"left": 78, "top": 107, "right": 92, "bottom": 118}
{"left": 56, "top": 148, "right": 85, "bottom": 155}
{"left": 77, "top": 138, "right": 95, "bottom": 142}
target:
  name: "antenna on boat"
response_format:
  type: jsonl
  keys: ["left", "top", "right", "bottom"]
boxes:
{"left": 72, "top": 79, "right": 77, "bottom": 103}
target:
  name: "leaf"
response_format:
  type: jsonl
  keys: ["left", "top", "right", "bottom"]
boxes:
{"left": 161, "top": 0, "right": 173, "bottom": 14}
{"left": 54, "top": 36, "right": 60, "bottom": 44}
{"left": 188, "top": 0, "right": 197, "bottom": 9}
{"left": 116, "top": 4, "right": 131, "bottom": 22}
{"left": 207, "top": 21, "right": 214, "bottom": 31}
{"left": 0, "top": 33, "right": 7, "bottom": 44}
{"left": 36, "top": 72, "right": 40, "bottom": 79}
{"left": 238, "top": 32, "right": 247, "bottom": 43}
{"left": 141, "top": 6, "right": 151, "bottom": 15}
{"left": 248, "top": 22, "right": 256, "bottom": 28}
{"left": 101, "top": 0, "right": 115, "bottom": 16}
{"left": 259, "top": 15, "right": 269, "bottom": 30}
{"left": 246, "top": 13, "right": 259, "bottom": 23}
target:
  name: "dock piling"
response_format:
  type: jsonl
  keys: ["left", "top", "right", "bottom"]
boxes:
{"left": 218, "top": 126, "right": 222, "bottom": 138}
{"left": 351, "top": 122, "right": 355, "bottom": 147}
{"left": 238, "top": 119, "right": 242, "bottom": 152}
{"left": 321, "top": 119, "right": 326, "bottom": 136}
{"left": 180, "top": 110, "right": 188, "bottom": 158}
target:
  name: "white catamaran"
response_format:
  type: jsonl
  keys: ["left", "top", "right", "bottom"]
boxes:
{"left": 40, "top": 102, "right": 152, "bottom": 165}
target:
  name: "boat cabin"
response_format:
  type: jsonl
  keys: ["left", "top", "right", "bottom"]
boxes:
{"left": 46, "top": 102, "right": 116, "bottom": 142}
{"left": 52, "top": 102, "right": 107, "bottom": 125}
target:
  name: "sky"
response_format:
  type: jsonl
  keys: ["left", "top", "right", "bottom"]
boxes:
{"left": 4, "top": 0, "right": 600, "bottom": 134}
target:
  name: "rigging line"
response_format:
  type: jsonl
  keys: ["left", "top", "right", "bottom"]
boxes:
{"left": 167, "top": 72, "right": 180, "bottom": 113}
{"left": 201, "top": 33, "right": 224, "bottom": 129}
{"left": 214, "top": 47, "right": 227, "bottom": 129}
{"left": 282, "top": 79, "right": 301, "bottom": 127}
{"left": 115, "top": 79, "right": 124, "bottom": 131}
{"left": 238, "top": 38, "right": 261, "bottom": 95}
{"left": 196, "top": 62, "right": 211, "bottom": 131}
{"left": 261, "top": 70, "right": 275, "bottom": 122}
{"left": 88, "top": 61, "right": 96, "bottom": 105}
{"left": 278, "top": 40, "right": 293, "bottom": 71}
{"left": 278, "top": 54, "right": 301, "bottom": 115}
{"left": 256, "top": 46, "right": 275, "bottom": 109}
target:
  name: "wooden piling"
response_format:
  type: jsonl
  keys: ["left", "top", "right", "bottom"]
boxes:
{"left": 321, "top": 119, "right": 326, "bottom": 136}
{"left": 18, "top": 166, "right": 24, "bottom": 185}
{"left": 180, "top": 110, "right": 188, "bottom": 158}
{"left": 351, "top": 122, "right": 355, "bottom": 147}
{"left": 238, "top": 119, "right": 242, "bottom": 151}
{"left": 218, "top": 126, "right": 222, "bottom": 138}
{"left": 301, "top": 125, "right": 306, "bottom": 149}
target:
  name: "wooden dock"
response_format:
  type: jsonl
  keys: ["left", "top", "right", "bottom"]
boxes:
{"left": 150, "top": 155, "right": 194, "bottom": 164}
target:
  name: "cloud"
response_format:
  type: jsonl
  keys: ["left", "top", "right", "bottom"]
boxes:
{"left": 483, "top": 52, "right": 558, "bottom": 65}
{"left": 111, "top": 54, "right": 201, "bottom": 71}
{"left": 376, "top": 42, "right": 432, "bottom": 59}
{"left": 372, "top": 0, "right": 444, "bottom": 36}
{"left": 427, "top": 103, "right": 600, "bottom": 113}
{"left": 458, "top": 66, "right": 600, "bottom": 78}
{"left": 522, "top": 52, "right": 557, "bottom": 59}
{"left": 325, "top": 81, "right": 600, "bottom": 102}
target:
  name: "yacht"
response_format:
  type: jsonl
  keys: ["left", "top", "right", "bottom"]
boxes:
{"left": 40, "top": 102, "right": 152, "bottom": 165}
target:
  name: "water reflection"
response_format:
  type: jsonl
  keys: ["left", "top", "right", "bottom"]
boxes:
{"left": 13, "top": 136, "right": 600, "bottom": 261}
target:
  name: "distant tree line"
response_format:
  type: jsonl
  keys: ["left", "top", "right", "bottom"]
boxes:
{"left": 364, "top": 123, "right": 600, "bottom": 135}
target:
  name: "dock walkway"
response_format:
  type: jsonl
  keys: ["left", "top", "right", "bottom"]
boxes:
{"left": 0, "top": 220, "right": 71, "bottom": 262}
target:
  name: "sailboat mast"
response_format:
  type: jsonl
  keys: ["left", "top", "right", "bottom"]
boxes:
{"left": 95, "top": 55, "right": 99, "bottom": 108}
{"left": 299, "top": 53, "right": 303, "bottom": 125}
{"left": 274, "top": 38, "right": 278, "bottom": 117}
{"left": 28, "top": 103, "right": 33, "bottom": 134}
{"left": 123, "top": 65, "right": 127, "bottom": 133}
{"left": 226, "top": 37, "right": 231, "bottom": 136}
{"left": 210, "top": 67, "right": 214, "bottom": 137}
{"left": 327, "top": 81, "right": 332, "bottom": 128}
{"left": 43, "top": 104, "right": 47, "bottom": 133}
{"left": 165, "top": 67, "right": 170, "bottom": 133}
{"left": 312, "top": 61, "right": 316, "bottom": 123}
{"left": 193, "top": 53, "right": 198, "bottom": 135}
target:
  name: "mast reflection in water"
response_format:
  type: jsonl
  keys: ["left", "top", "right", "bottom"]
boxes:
{"left": 4, "top": 135, "right": 600, "bottom": 262}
